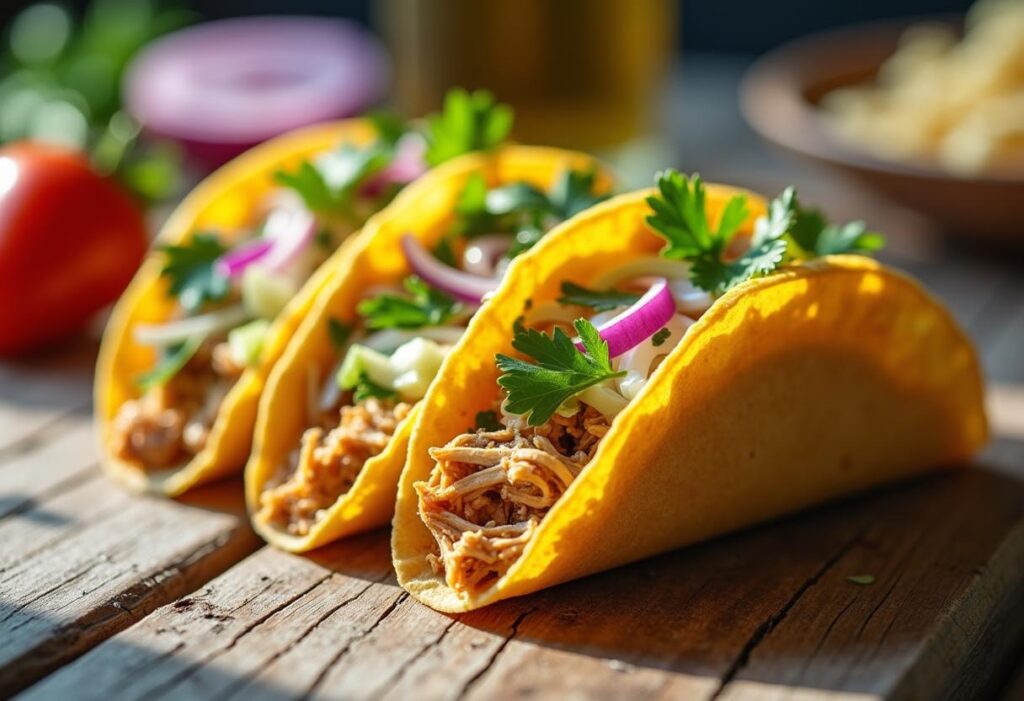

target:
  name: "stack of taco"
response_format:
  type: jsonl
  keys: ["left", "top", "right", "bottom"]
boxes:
{"left": 97, "top": 93, "right": 987, "bottom": 613}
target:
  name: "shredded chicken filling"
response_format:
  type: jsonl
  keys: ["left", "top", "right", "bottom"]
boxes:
{"left": 416, "top": 405, "right": 609, "bottom": 596}
{"left": 258, "top": 398, "right": 412, "bottom": 536}
{"left": 110, "top": 341, "right": 243, "bottom": 470}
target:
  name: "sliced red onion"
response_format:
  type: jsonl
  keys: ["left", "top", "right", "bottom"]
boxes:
{"left": 125, "top": 17, "right": 389, "bottom": 166}
{"left": 575, "top": 278, "right": 675, "bottom": 359}
{"left": 462, "top": 234, "right": 512, "bottom": 277}
{"left": 359, "top": 133, "right": 428, "bottom": 198}
{"left": 260, "top": 207, "right": 317, "bottom": 273}
{"left": 400, "top": 234, "right": 499, "bottom": 304}
{"left": 216, "top": 238, "right": 274, "bottom": 279}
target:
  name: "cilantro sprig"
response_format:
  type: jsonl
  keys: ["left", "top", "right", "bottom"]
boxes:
{"left": 557, "top": 282, "right": 641, "bottom": 312}
{"left": 496, "top": 319, "right": 625, "bottom": 426}
{"left": 785, "top": 192, "right": 885, "bottom": 256}
{"left": 135, "top": 336, "right": 202, "bottom": 391}
{"left": 425, "top": 89, "right": 514, "bottom": 166}
{"left": 158, "top": 233, "right": 230, "bottom": 313}
{"left": 357, "top": 276, "right": 459, "bottom": 330}
{"left": 351, "top": 372, "right": 397, "bottom": 403}
{"left": 274, "top": 139, "right": 393, "bottom": 220}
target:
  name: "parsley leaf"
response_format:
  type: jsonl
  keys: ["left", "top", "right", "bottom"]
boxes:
{"left": 352, "top": 372, "right": 398, "bottom": 403}
{"left": 651, "top": 328, "right": 671, "bottom": 346}
{"left": 274, "top": 140, "right": 392, "bottom": 218}
{"left": 496, "top": 318, "right": 625, "bottom": 426}
{"left": 557, "top": 281, "right": 641, "bottom": 312}
{"left": 785, "top": 191, "right": 885, "bottom": 257}
{"left": 135, "top": 336, "right": 202, "bottom": 391}
{"left": 425, "top": 89, "right": 513, "bottom": 166}
{"left": 327, "top": 317, "right": 353, "bottom": 350}
{"left": 357, "top": 276, "right": 458, "bottom": 330}
{"left": 548, "top": 167, "right": 610, "bottom": 219}
{"left": 158, "top": 233, "right": 230, "bottom": 313}
{"left": 475, "top": 410, "right": 502, "bottom": 432}
{"left": 646, "top": 170, "right": 789, "bottom": 296}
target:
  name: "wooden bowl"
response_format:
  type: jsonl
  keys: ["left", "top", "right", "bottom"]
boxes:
{"left": 739, "top": 19, "right": 1024, "bottom": 245}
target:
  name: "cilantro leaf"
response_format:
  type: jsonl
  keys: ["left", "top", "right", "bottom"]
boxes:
{"left": 646, "top": 170, "right": 786, "bottom": 296}
{"left": 425, "top": 89, "right": 513, "bottom": 166}
{"left": 496, "top": 318, "right": 624, "bottom": 426}
{"left": 367, "top": 110, "right": 408, "bottom": 147}
{"left": 357, "top": 276, "right": 459, "bottom": 330}
{"left": 135, "top": 336, "right": 202, "bottom": 391}
{"left": 557, "top": 281, "right": 641, "bottom": 312}
{"left": 548, "top": 167, "right": 610, "bottom": 219}
{"left": 275, "top": 140, "right": 392, "bottom": 218}
{"left": 475, "top": 410, "right": 502, "bottom": 432}
{"left": 784, "top": 190, "right": 885, "bottom": 257}
{"left": 651, "top": 328, "right": 671, "bottom": 346}
{"left": 158, "top": 233, "right": 230, "bottom": 313}
{"left": 485, "top": 182, "right": 550, "bottom": 216}
{"left": 352, "top": 372, "right": 398, "bottom": 403}
{"left": 327, "top": 317, "right": 353, "bottom": 350}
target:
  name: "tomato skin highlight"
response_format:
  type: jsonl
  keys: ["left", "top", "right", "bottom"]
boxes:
{"left": 0, "top": 143, "right": 148, "bottom": 356}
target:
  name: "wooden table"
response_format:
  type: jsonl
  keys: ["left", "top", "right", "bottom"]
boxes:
{"left": 3, "top": 58, "right": 1024, "bottom": 701}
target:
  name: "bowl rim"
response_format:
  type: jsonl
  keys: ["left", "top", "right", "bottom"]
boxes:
{"left": 739, "top": 16, "right": 1023, "bottom": 186}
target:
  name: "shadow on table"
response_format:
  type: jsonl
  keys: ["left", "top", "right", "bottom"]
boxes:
{"left": 444, "top": 466, "right": 1024, "bottom": 698}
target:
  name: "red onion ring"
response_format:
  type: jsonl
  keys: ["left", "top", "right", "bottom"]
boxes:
{"left": 462, "top": 233, "right": 512, "bottom": 276}
{"left": 125, "top": 17, "right": 389, "bottom": 166}
{"left": 576, "top": 278, "right": 676, "bottom": 359}
{"left": 400, "top": 234, "right": 499, "bottom": 304}
{"left": 216, "top": 238, "right": 274, "bottom": 279}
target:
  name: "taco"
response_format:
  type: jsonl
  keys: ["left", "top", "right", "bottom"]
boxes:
{"left": 245, "top": 146, "right": 613, "bottom": 552}
{"left": 96, "top": 90, "right": 514, "bottom": 495}
{"left": 392, "top": 171, "right": 988, "bottom": 612}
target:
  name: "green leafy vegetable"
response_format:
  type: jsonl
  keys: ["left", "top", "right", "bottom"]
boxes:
{"left": 651, "top": 328, "right": 671, "bottom": 346}
{"left": 327, "top": 317, "right": 352, "bottom": 349}
{"left": 646, "top": 170, "right": 791, "bottom": 296}
{"left": 425, "top": 89, "right": 513, "bottom": 166}
{"left": 135, "top": 335, "right": 202, "bottom": 391}
{"left": 475, "top": 410, "right": 502, "bottom": 432}
{"left": 357, "top": 276, "right": 459, "bottom": 330}
{"left": 846, "top": 574, "right": 876, "bottom": 585}
{"left": 547, "top": 167, "right": 610, "bottom": 219}
{"left": 785, "top": 191, "right": 886, "bottom": 257}
{"left": 158, "top": 233, "right": 230, "bottom": 313}
{"left": 274, "top": 140, "right": 392, "bottom": 218}
{"left": 497, "top": 318, "right": 625, "bottom": 426}
{"left": 367, "top": 110, "right": 408, "bottom": 147}
{"left": 557, "top": 281, "right": 641, "bottom": 312}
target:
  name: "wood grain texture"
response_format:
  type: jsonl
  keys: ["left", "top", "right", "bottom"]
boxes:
{"left": 21, "top": 464, "right": 1023, "bottom": 701}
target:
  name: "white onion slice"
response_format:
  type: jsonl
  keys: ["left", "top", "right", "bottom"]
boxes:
{"left": 133, "top": 305, "right": 249, "bottom": 347}
{"left": 615, "top": 314, "right": 695, "bottom": 400}
{"left": 462, "top": 233, "right": 512, "bottom": 277}
{"left": 260, "top": 207, "right": 317, "bottom": 273}
{"left": 400, "top": 234, "right": 498, "bottom": 304}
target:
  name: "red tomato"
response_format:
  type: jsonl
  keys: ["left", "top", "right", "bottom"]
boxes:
{"left": 0, "top": 143, "right": 147, "bottom": 356}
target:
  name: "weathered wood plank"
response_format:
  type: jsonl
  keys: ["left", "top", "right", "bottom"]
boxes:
{"left": 0, "top": 461, "right": 261, "bottom": 697}
{"left": 22, "top": 464, "right": 1023, "bottom": 701}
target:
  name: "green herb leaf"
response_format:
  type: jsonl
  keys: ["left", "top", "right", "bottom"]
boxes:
{"left": 485, "top": 182, "right": 550, "bottom": 216}
{"left": 352, "top": 372, "right": 398, "bottom": 403}
{"left": 846, "top": 574, "right": 876, "bottom": 585}
{"left": 425, "top": 89, "right": 513, "bottom": 166}
{"left": 557, "top": 281, "right": 641, "bottom": 312}
{"left": 327, "top": 317, "right": 353, "bottom": 350}
{"left": 135, "top": 336, "right": 202, "bottom": 391}
{"left": 496, "top": 318, "right": 625, "bottom": 426}
{"left": 548, "top": 167, "right": 610, "bottom": 219}
{"left": 651, "top": 327, "right": 671, "bottom": 346}
{"left": 785, "top": 190, "right": 885, "bottom": 257}
{"left": 367, "top": 110, "right": 408, "bottom": 147}
{"left": 357, "top": 276, "right": 459, "bottom": 330}
{"left": 274, "top": 140, "right": 392, "bottom": 218}
{"left": 158, "top": 233, "right": 230, "bottom": 313}
{"left": 475, "top": 410, "right": 502, "bottom": 432}
{"left": 645, "top": 170, "right": 788, "bottom": 296}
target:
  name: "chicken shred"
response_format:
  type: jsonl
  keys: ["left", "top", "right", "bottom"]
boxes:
{"left": 416, "top": 405, "right": 609, "bottom": 596}
{"left": 258, "top": 398, "right": 412, "bottom": 536}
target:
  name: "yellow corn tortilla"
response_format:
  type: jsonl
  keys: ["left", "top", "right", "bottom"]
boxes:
{"left": 392, "top": 185, "right": 988, "bottom": 613}
{"left": 96, "top": 120, "right": 380, "bottom": 495}
{"left": 245, "top": 146, "right": 613, "bottom": 552}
